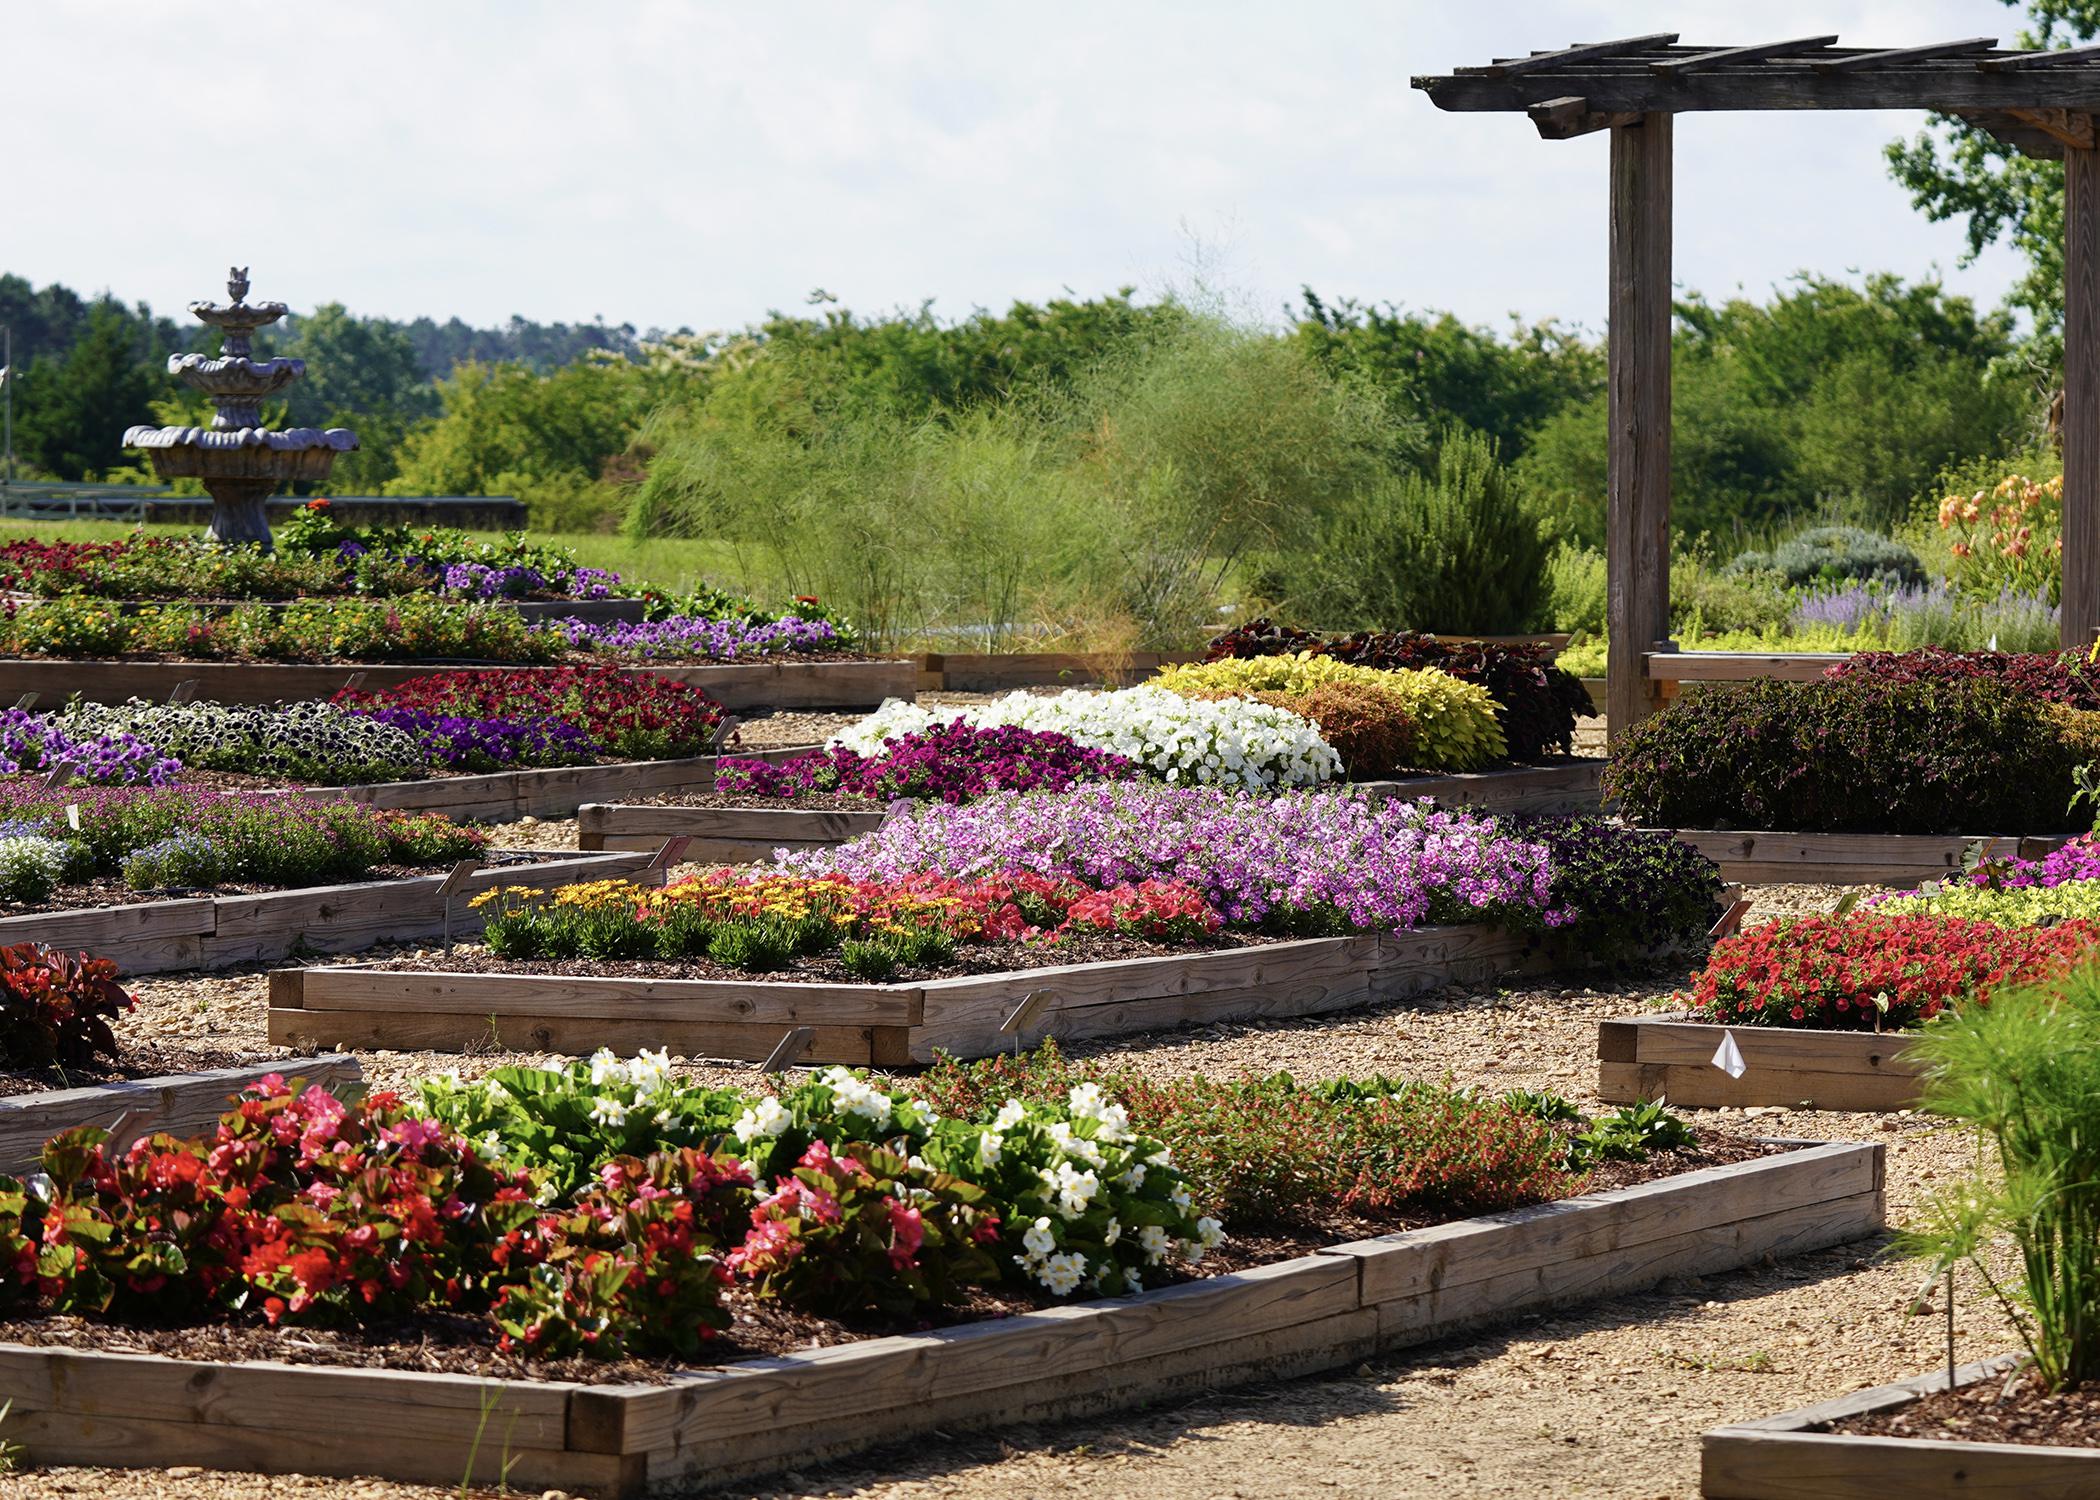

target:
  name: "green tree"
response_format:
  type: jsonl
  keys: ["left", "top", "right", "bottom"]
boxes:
{"left": 13, "top": 301, "right": 160, "bottom": 479}
{"left": 1886, "top": 0, "right": 2099, "bottom": 341}
{"left": 1291, "top": 290, "right": 1603, "bottom": 459}
{"left": 265, "top": 303, "right": 438, "bottom": 491}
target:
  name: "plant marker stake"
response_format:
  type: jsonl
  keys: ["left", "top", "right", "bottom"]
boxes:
{"left": 1000, "top": 989, "right": 1057, "bottom": 1057}
{"left": 1708, "top": 897, "right": 1753, "bottom": 941}
{"left": 645, "top": 837, "right": 692, "bottom": 878}
{"left": 64, "top": 803, "right": 80, "bottom": 832}
{"left": 761, "top": 1026, "right": 816, "bottom": 1075}
{"left": 341, "top": 671, "right": 367, "bottom": 694}
{"left": 167, "top": 678, "right": 199, "bottom": 705}
{"left": 710, "top": 715, "right": 742, "bottom": 754}
{"left": 1947, "top": 1265, "right": 1957, "bottom": 1394}
{"left": 433, "top": 858, "right": 481, "bottom": 949}
{"left": 1711, "top": 1029, "right": 1747, "bottom": 1080}
{"left": 10, "top": 693, "right": 33, "bottom": 710}
{"left": 41, "top": 761, "right": 74, "bottom": 790}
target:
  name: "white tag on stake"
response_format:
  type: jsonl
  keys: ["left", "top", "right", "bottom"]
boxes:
{"left": 1712, "top": 1029, "right": 1748, "bottom": 1080}
{"left": 64, "top": 803, "right": 80, "bottom": 831}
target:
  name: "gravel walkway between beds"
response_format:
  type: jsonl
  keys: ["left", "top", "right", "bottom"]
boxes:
{"left": 21, "top": 877, "right": 1992, "bottom": 1500}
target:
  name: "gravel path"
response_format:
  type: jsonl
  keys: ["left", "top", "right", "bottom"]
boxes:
{"left": 16, "top": 872, "right": 1990, "bottom": 1500}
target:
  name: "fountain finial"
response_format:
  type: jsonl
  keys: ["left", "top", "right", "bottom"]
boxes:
{"left": 227, "top": 266, "right": 250, "bottom": 304}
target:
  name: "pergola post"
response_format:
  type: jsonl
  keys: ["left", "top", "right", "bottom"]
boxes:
{"left": 1605, "top": 113, "right": 1673, "bottom": 742}
{"left": 2064, "top": 133, "right": 2100, "bottom": 649}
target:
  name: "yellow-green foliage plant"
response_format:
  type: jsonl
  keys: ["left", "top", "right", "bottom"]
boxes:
{"left": 1153, "top": 653, "right": 1505, "bottom": 770}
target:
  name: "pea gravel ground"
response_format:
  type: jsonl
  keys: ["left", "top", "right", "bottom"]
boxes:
{"left": 12, "top": 831, "right": 2000, "bottom": 1498}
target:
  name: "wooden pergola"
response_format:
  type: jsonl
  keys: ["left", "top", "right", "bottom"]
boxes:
{"left": 1414, "top": 33, "right": 2100, "bottom": 740}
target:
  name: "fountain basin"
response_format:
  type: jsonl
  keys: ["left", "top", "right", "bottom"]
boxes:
{"left": 125, "top": 425, "right": 358, "bottom": 485}
{"left": 167, "top": 354, "right": 305, "bottom": 400}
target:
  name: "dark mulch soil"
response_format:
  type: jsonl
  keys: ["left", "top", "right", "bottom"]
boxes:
{"left": 367, "top": 929, "right": 1294, "bottom": 984}
{"left": 1832, "top": 1369, "right": 2100, "bottom": 1448}
{"left": 598, "top": 789, "right": 884, "bottom": 812}
{"left": 0, "top": 850, "right": 564, "bottom": 916}
{"left": 0, "top": 1133, "right": 1775, "bottom": 1382}
{"left": 0, "top": 1040, "right": 265, "bottom": 1099}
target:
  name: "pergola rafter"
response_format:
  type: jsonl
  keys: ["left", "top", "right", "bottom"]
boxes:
{"left": 1414, "top": 33, "right": 2100, "bottom": 742}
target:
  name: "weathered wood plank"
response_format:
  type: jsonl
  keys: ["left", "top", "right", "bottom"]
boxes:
{"left": 1606, "top": 113, "right": 1673, "bottom": 743}
{"left": 1359, "top": 758, "right": 1605, "bottom": 814}
{"left": 268, "top": 1007, "right": 875, "bottom": 1064}
{"left": 2067, "top": 140, "right": 2100, "bottom": 648}
{"left": 1702, "top": 1355, "right": 2100, "bottom": 1498}
{"left": 1416, "top": 69, "right": 2100, "bottom": 116}
{"left": 1324, "top": 1142, "right": 1878, "bottom": 1306}
{"left": 1651, "top": 828, "right": 2074, "bottom": 887}
{"left": 291, "top": 966, "right": 921, "bottom": 1026}
{"left": 0, "top": 1056, "right": 361, "bottom": 1171}
{"left": 0, "top": 899, "right": 214, "bottom": 956}
{"left": 1597, "top": 1016, "right": 1929, "bottom": 1112}
{"left": 1650, "top": 37, "right": 1839, "bottom": 73}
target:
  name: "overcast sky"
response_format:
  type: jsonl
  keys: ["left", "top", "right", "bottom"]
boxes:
{"left": 12, "top": 0, "right": 2035, "bottom": 338}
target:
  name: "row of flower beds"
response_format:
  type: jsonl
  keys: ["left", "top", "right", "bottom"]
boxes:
{"left": 1601, "top": 832, "right": 2100, "bottom": 1111}
{"left": 0, "top": 667, "right": 730, "bottom": 788}
{"left": 0, "top": 784, "right": 651, "bottom": 972}
{"left": 280, "top": 790, "right": 1720, "bottom": 1061}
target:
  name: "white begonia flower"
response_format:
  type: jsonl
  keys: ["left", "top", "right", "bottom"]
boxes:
{"left": 1116, "top": 1162, "right": 1147, "bottom": 1191}
{"left": 628, "top": 1047, "right": 673, "bottom": 1090}
{"left": 1170, "top": 1185, "right": 1193, "bottom": 1214}
{"left": 587, "top": 1048, "right": 627, "bottom": 1088}
{"left": 1102, "top": 1218, "right": 1121, "bottom": 1246}
{"left": 1137, "top": 1225, "right": 1173, "bottom": 1265}
{"left": 1093, "top": 1101, "right": 1132, "bottom": 1143}
{"left": 1040, "top": 1251, "right": 1088, "bottom": 1296}
{"left": 908, "top": 1154, "right": 930, "bottom": 1173}
{"left": 483, "top": 1077, "right": 509, "bottom": 1103}
{"left": 588, "top": 1096, "right": 628, "bottom": 1127}
{"left": 732, "top": 1096, "right": 791, "bottom": 1144}
{"left": 1022, "top": 1217, "right": 1057, "bottom": 1257}
{"left": 977, "top": 1132, "right": 1004, "bottom": 1168}
{"left": 1067, "top": 1082, "right": 1106, "bottom": 1118}
{"left": 992, "top": 1099, "right": 1027, "bottom": 1130}
{"left": 823, "top": 1067, "right": 893, "bottom": 1128}
{"left": 1196, "top": 1216, "right": 1225, "bottom": 1248}
{"left": 1053, "top": 1164, "right": 1100, "bottom": 1218}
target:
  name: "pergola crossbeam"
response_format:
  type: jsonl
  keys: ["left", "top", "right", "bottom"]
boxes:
{"left": 1810, "top": 36, "right": 1996, "bottom": 72}
{"left": 1529, "top": 96, "right": 1642, "bottom": 140}
{"left": 1469, "top": 34, "right": 1681, "bottom": 78}
{"left": 2008, "top": 107, "right": 2099, "bottom": 149}
{"left": 1650, "top": 36, "right": 1839, "bottom": 74}
{"left": 1982, "top": 42, "right": 2100, "bottom": 71}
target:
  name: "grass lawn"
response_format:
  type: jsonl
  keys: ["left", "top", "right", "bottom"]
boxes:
{"left": 0, "top": 516, "right": 768, "bottom": 598}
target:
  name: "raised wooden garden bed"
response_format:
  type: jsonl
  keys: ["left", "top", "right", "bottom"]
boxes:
{"left": 1701, "top": 1354, "right": 2083, "bottom": 1498}
{"left": 0, "top": 593, "right": 651, "bottom": 625}
{"left": 916, "top": 640, "right": 1572, "bottom": 693}
{"left": 269, "top": 925, "right": 1550, "bottom": 1063}
{"left": 1652, "top": 828, "right": 2077, "bottom": 887}
{"left": 264, "top": 744, "right": 815, "bottom": 823}
{"left": 1599, "top": 1014, "right": 1926, "bottom": 1113}
{"left": 0, "top": 1139, "right": 1881, "bottom": 1496}
{"left": 0, "top": 1055, "right": 361, "bottom": 1174}
{"left": 14, "top": 849, "right": 655, "bottom": 976}
{"left": 574, "top": 759, "right": 1609, "bottom": 863}
{"left": 0, "top": 656, "right": 918, "bottom": 712}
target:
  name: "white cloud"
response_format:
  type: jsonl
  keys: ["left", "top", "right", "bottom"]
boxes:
{"left": 8, "top": 0, "right": 2029, "bottom": 334}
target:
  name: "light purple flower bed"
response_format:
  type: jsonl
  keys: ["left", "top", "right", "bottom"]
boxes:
{"left": 543, "top": 614, "right": 845, "bottom": 661}
{"left": 786, "top": 783, "right": 1566, "bottom": 934}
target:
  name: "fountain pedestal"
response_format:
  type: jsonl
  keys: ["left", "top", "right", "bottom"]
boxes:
{"left": 122, "top": 267, "right": 357, "bottom": 552}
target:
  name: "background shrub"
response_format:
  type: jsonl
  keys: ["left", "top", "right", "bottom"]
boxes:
{"left": 1728, "top": 524, "right": 1925, "bottom": 590}
{"left": 1241, "top": 683, "right": 1418, "bottom": 779}
{"left": 1511, "top": 816, "right": 1722, "bottom": 965}
{"left": 1603, "top": 677, "right": 2082, "bottom": 834}
{"left": 1277, "top": 427, "right": 1550, "bottom": 634}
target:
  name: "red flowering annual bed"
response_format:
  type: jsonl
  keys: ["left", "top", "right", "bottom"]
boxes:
{"left": 1687, "top": 912, "right": 2100, "bottom": 1030}
{"left": 334, "top": 665, "right": 725, "bottom": 762}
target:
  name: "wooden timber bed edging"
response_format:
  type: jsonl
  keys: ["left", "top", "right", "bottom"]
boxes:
{"left": 15, "top": 849, "right": 655, "bottom": 977}
{"left": 1700, "top": 1354, "right": 2087, "bottom": 1498}
{"left": 256, "top": 744, "right": 817, "bottom": 822}
{"left": 269, "top": 925, "right": 1552, "bottom": 1063}
{"left": 0, "top": 1055, "right": 362, "bottom": 1174}
{"left": 1599, "top": 1014, "right": 1927, "bottom": 1113}
{"left": 0, "top": 1139, "right": 1881, "bottom": 1497}
{"left": 0, "top": 657, "right": 919, "bottom": 712}
{"left": 1651, "top": 828, "right": 2077, "bottom": 887}
{"left": 574, "top": 759, "right": 1609, "bottom": 861}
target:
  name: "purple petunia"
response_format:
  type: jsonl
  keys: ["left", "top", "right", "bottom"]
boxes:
{"left": 350, "top": 707, "right": 600, "bottom": 773}
{"left": 544, "top": 614, "right": 842, "bottom": 661}
{"left": 716, "top": 723, "right": 1141, "bottom": 804}
{"left": 788, "top": 783, "right": 1566, "bottom": 934}
{"left": 0, "top": 709, "right": 181, "bottom": 786}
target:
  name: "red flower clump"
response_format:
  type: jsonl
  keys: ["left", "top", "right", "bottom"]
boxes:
{"left": 0, "top": 942, "right": 134, "bottom": 1069}
{"left": 1688, "top": 912, "right": 2100, "bottom": 1030}
{"left": 335, "top": 665, "right": 724, "bottom": 761}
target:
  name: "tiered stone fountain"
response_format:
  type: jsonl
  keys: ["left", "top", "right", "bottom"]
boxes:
{"left": 124, "top": 267, "right": 358, "bottom": 551}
